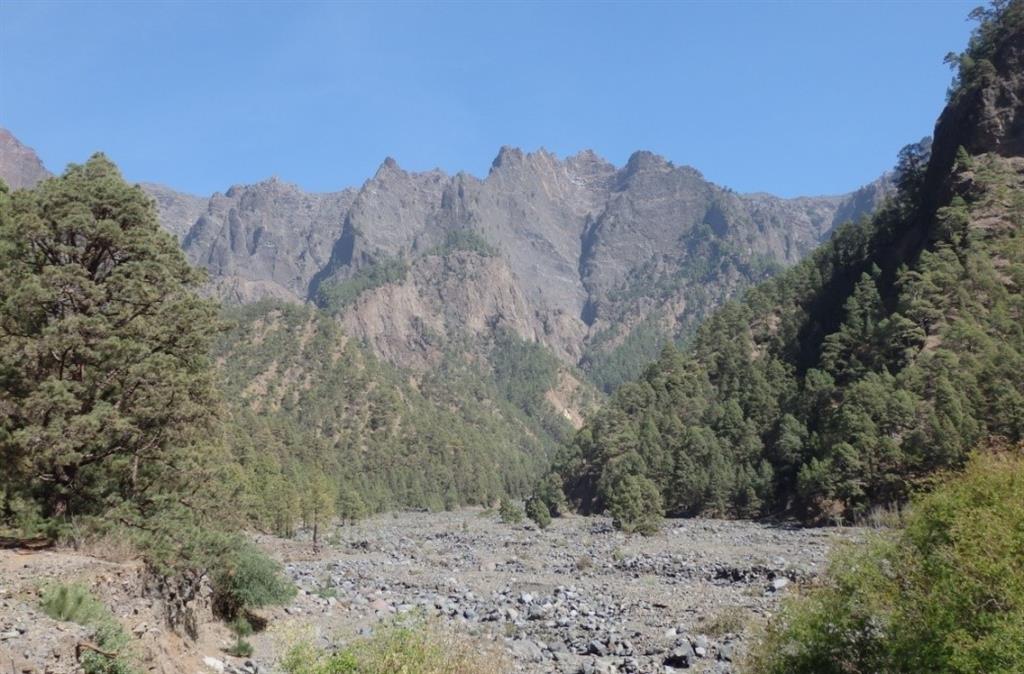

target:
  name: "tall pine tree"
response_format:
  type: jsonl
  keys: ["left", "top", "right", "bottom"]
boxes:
{"left": 0, "top": 156, "right": 221, "bottom": 527}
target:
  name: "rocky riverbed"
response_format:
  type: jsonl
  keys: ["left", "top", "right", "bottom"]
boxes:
{"left": 248, "top": 510, "right": 861, "bottom": 673}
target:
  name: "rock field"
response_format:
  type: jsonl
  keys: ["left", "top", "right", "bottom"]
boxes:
{"left": 249, "top": 511, "right": 861, "bottom": 673}
{"left": 0, "top": 511, "right": 860, "bottom": 674}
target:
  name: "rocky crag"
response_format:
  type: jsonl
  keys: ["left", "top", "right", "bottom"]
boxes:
{"left": 0, "top": 133, "right": 889, "bottom": 387}
{"left": 0, "top": 129, "right": 51, "bottom": 189}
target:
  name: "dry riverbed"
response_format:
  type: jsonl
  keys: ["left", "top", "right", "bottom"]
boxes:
{"left": 249, "top": 510, "right": 860, "bottom": 673}
{"left": 0, "top": 511, "right": 860, "bottom": 674}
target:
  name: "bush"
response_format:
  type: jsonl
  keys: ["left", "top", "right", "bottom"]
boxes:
{"left": 700, "top": 606, "right": 749, "bottom": 638}
{"left": 317, "top": 258, "right": 409, "bottom": 312}
{"left": 750, "top": 449, "right": 1024, "bottom": 674}
{"left": 498, "top": 497, "right": 524, "bottom": 525}
{"left": 211, "top": 541, "right": 296, "bottom": 619}
{"left": 280, "top": 617, "right": 509, "bottom": 674}
{"left": 525, "top": 497, "right": 551, "bottom": 529}
{"left": 40, "top": 584, "right": 137, "bottom": 674}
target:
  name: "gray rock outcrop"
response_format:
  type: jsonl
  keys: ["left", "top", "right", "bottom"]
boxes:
{"left": 0, "top": 129, "right": 891, "bottom": 373}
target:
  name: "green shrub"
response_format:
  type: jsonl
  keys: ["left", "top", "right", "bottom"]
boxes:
{"left": 229, "top": 638, "right": 254, "bottom": 658}
{"left": 211, "top": 541, "right": 296, "bottom": 619}
{"left": 498, "top": 497, "right": 524, "bottom": 525}
{"left": 700, "top": 606, "right": 749, "bottom": 638}
{"left": 41, "top": 583, "right": 110, "bottom": 625}
{"left": 750, "top": 450, "right": 1024, "bottom": 674}
{"left": 40, "top": 584, "right": 137, "bottom": 674}
{"left": 280, "top": 617, "right": 509, "bottom": 674}
{"left": 524, "top": 497, "right": 551, "bottom": 529}
{"left": 427, "top": 230, "right": 498, "bottom": 257}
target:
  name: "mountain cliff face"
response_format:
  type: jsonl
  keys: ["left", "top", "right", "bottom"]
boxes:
{"left": 309, "top": 149, "right": 888, "bottom": 375}
{"left": 0, "top": 128, "right": 888, "bottom": 385}
{"left": 178, "top": 179, "right": 357, "bottom": 304}
{"left": 167, "top": 151, "right": 888, "bottom": 384}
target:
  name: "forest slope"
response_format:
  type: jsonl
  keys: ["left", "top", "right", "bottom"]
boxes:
{"left": 556, "top": 6, "right": 1024, "bottom": 524}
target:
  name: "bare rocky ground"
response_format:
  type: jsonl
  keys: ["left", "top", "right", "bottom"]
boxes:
{"left": 251, "top": 511, "right": 859, "bottom": 674}
{"left": 0, "top": 546, "right": 224, "bottom": 674}
{"left": 0, "top": 512, "right": 861, "bottom": 674}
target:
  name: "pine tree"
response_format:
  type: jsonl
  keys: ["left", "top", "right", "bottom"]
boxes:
{"left": 0, "top": 156, "right": 220, "bottom": 524}
{"left": 525, "top": 496, "right": 551, "bottom": 529}
{"left": 304, "top": 473, "right": 336, "bottom": 546}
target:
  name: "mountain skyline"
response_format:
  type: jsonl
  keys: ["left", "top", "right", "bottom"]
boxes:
{"left": 0, "top": 126, "right": 891, "bottom": 393}
{"left": 3, "top": 126, "right": 888, "bottom": 201}
{"left": 0, "top": 1, "right": 974, "bottom": 198}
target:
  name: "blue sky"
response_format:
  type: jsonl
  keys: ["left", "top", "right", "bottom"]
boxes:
{"left": 1, "top": 1, "right": 976, "bottom": 197}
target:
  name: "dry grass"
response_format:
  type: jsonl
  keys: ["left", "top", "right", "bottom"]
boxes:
{"left": 699, "top": 605, "right": 750, "bottom": 638}
{"left": 62, "top": 525, "right": 139, "bottom": 563}
{"left": 857, "top": 502, "right": 905, "bottom": 529}
{"left": 280, "top": 616, "right": 511, "bottom": 674}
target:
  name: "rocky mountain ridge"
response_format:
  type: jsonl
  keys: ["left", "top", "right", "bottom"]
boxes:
{"left": 0, "top": 130, "right": 891, "bottom": 380}
{"left": 0, "top": 129, "right": 50, "bottom": 189}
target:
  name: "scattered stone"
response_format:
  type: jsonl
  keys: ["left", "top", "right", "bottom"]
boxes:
{"left": 509, "top": 639, "right": 544, "bottom": 662}
{"left": 664, "top": 642, "right": 694, "bottom": 668}
{"left": 369, "top": 598, "right": 391, "bottom": 613}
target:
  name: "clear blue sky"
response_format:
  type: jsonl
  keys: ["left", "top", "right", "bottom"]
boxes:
{"left": 1, "top": 1, "right": 976, "bottom": 197}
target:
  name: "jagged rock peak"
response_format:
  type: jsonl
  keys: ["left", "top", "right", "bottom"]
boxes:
{"left": 565, "top": 149, "right": 617, "bottom": 186}
{"left": 488, "top": 146, "right": 564, "bottom": 179}
{"left": 490, "top": 145, "right": 526, "bottom": 171}
{"left": 622, "top": 150, "right": 673, "bottom": 174}
{"left": 567, "top": 148, "right": 609, "bottom": 165}
{"left": 223, "top": 175, "right": 303, "bottom": 198}
{"left": 0, "top": 128, "right": 51, "bottom": 189}
{"left": 372, "top": 156, "right": 405, "bottom": 179}
{"left": 617, "top": 151, "right": 706, "bottom": 187}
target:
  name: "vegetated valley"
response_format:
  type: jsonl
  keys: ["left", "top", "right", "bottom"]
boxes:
{"left": 1, "top": 3, "right": 1022, "bottom": 674}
